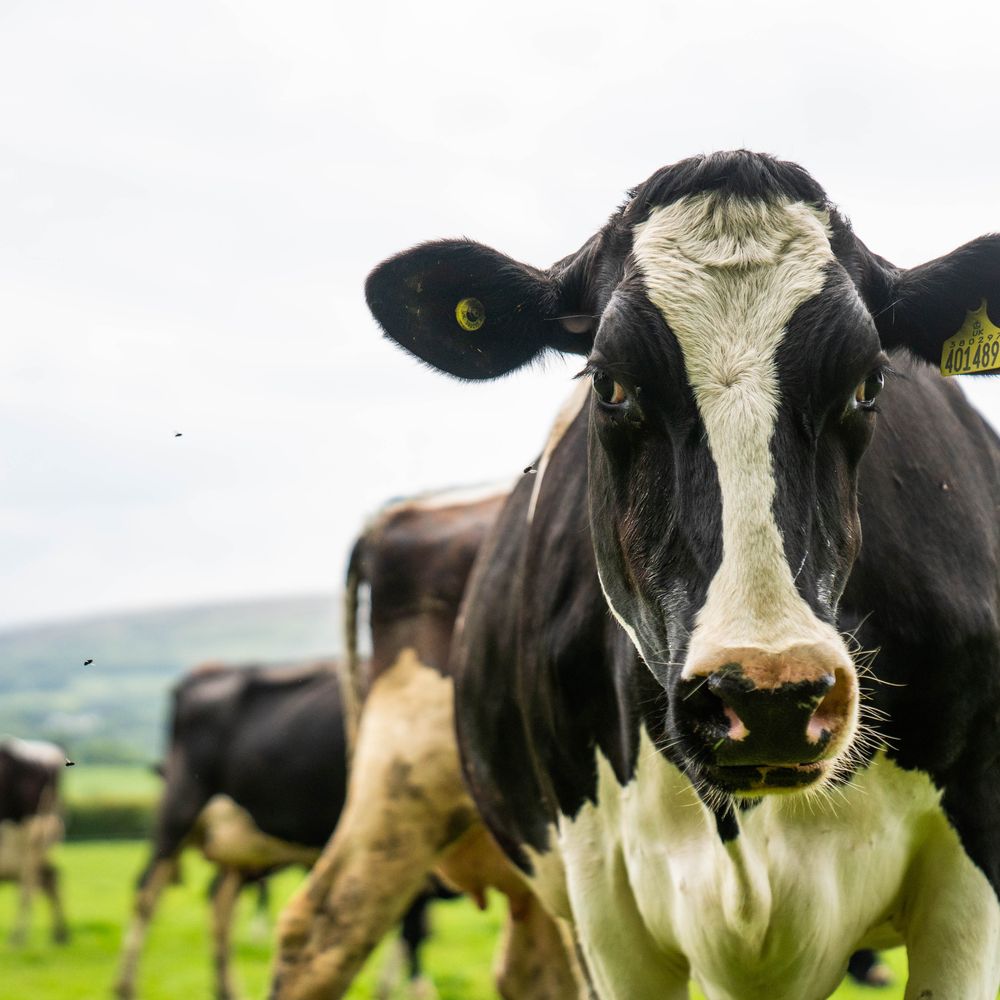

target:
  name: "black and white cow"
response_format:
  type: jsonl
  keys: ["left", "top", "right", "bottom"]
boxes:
{"left": 0, "top": 737, "right": 68, "bottom": 946}
{"left": 365, "top": 151, "right": 1000, "bottom": 999}
{"left": 117, "top": 659, "right": 473, "bottom": 1000}
{"left": 115, "top": 660, "right": 346, "bottom": 1000}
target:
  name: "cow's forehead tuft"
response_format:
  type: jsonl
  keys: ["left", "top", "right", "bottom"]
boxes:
{"left": 625, "top": 151, "right": 830, "bottom": 222}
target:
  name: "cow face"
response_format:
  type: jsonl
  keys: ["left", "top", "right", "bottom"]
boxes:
{"left": 367, "top": 152, "right": 1000, "bottom": 799}
{"left": 585, "top": 188, "right": 898, "bottom": 798}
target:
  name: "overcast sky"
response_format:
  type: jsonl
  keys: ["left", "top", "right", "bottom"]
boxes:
{"left": 1, "top": 0, "right": 998, "bottom": 629}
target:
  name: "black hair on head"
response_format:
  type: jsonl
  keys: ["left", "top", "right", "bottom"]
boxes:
{"left": 626, "top": 150, "right": 831, "bottom": 219}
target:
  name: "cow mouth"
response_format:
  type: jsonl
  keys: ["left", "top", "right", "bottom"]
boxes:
{"left": 705, "top": 760, "right": 828, "bottom": 795}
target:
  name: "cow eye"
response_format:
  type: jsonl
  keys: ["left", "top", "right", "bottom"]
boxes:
{"left": 853, "top": 370, "right": 884, "bottom": 410}
{"left": 592, "top": 371, "right": 626, "bottom": 406}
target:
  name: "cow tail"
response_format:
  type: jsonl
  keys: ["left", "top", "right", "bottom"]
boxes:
{"left": 340, "top": 531, "right": 366, "bottom": 757}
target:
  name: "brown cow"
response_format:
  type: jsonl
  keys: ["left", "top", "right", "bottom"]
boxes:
{"left": 272, "top": 486, "right": 587, "bottom": 999}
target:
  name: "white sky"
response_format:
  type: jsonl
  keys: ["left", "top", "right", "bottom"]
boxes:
{"left": 1, "top": 0, "right": 998, "bottom": 629}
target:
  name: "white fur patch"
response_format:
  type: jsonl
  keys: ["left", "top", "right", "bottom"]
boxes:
{"left": 0, "top": 815, "right": 63, "bottom": 879}
{"left": 532, "top": 735, "right": 1000, "bottom": 1000}
{"left": 197, "top": 795, "right": 319, "bottom": 870}
{"left": 3, "top": 738, "right": 64, "bottom": 769}
{"left": 631, "top": 195, "right": 847, "bottom": 669}
{"left": 527, "top": 380, "right": 590, "bottom": 525}
{"left": 375, "top": 480, "right": 514, "bottom": 519}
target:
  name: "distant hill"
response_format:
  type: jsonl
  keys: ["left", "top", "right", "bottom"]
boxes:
{"left": 0, "top": 594, "right": 341, "bottom": 764}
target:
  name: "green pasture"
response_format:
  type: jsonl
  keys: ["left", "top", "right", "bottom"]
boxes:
{"left": 63, "top": 766, "right": 161, "bottom": 802}
{"left": 0, "top": 840, "right": 504, "bottom": 999}
{"left": 0, "top": 839, "right": 917, "bottom": 1000}
{"left": 1, "top": 766, "right": 977, "bottom": 999}
{"left": 61, "top": 765, "right": 161, "bottom": 841}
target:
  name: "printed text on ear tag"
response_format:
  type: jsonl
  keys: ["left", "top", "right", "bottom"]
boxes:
{"left": 455, "top": 297, "right": 485, "bottom": 332}
{"left": 941, "top": 300, "right": 1000, "bottom": 375}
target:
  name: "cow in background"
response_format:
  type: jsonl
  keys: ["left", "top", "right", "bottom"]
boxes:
{"left": 115, "top": 640, "right": 491, "bottom": 1000}
{"left": 0, "top": 736, "right": 68, "bottom": 945}
{"left": 198, "top": 796, "right": 461, "bottom": 1000}
{"left": 115, "top": 660, "right": 346, "bottom": 1000}
{"left": 272, "top": 487, "right": 587, "bottom": 1000}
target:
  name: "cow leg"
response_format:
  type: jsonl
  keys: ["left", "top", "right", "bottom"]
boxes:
{"left": 432, "top": 823, "right": 590, "bottom": 1000}
{"left": 249, "top": 878, "right": 271, "bottom": 943}
{"left": 117, "top": 749, "right": 213, "bottom": 999}
{"left": 374, "top": 936, "right": 408, "bottom": 1000}
{"left": 901, "top": 815, "right": 1000, "bottom": 1000}
{"left": 115, "top": 857, "right": 179, "bottom": 998}
{"left": 210, "top": 867, "right": 245, "bottom": 1000}
{"left": 400, "top": 891, "right": 431, "bottom": 979}
{"left": 272, "top": 649, "right": 471, "bottom": 1000}
{"left": 39, "top": 861, "right": 69, "bottom": 944}
{"left": 9, "top": 836, "right": 39, "bottom": 946}
{"left": 492, "top": 893, "right": 593, "bottom": 1000}
{"left": 397, "top": 891, "right": 439, "bottom": 1000}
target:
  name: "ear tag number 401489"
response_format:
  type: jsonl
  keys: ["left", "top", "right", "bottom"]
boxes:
{"left": 941, "top": 300, "right": 1000, "bottom": 376}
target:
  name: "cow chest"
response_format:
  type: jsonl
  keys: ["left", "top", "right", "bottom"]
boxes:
{"left": 525, "top": 736, "right": 987, "bottom": 1000}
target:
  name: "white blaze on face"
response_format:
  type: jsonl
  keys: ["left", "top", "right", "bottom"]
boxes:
{"left": 631, "top": 194, "right": 843, "bottom": 672}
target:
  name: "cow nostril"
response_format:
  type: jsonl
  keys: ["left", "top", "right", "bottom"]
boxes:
{"left": 722, "top": 704, "right": 749, "bottom": 742}
{"left": 806, "top": 668, "right": 852, "bottom": 743}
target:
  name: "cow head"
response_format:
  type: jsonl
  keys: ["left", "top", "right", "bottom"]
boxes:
{"left": 366, "top": 151, "right": 1000, "bottom": 798}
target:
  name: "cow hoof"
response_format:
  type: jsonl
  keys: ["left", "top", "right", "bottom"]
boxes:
{"left": 53, "top": 928, "right": 70, "bottom": 945}
{"left": 860, "top": 962, "right": 893, "bottom": 988}
{"left": 407, "top": 976, "right": 440, "bottom": 1000}
{"left": 847, "top": 950, "right": 894, "bottom": 988}
{"left": 248, "top": 914, "right": 270, "bottom": 944}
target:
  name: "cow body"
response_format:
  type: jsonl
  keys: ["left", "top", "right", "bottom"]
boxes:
{"left": 118, "top": 659, "right": 461, "bottom": 1000}
{"left": 367, "top": 152, "right": 1000, "bottom": 998}
{"left": 272, "top": 487, "right": 587, "bottom": 1000}
{"left": 0, "top": 737, "right": 68, "bottom": 945}
{"left": 116, "top": 660, "right": 348, "bottom": 1000}
{"left": 458, "top": 364, "right": 1000, "bottom": 999}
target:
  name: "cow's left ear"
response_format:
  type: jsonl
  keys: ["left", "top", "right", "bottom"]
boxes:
{"left": 365, "top": 239, "right": 594, "bottom": 381}
{"left": 869, "top": 234, "right": 1000, "bottom": 370}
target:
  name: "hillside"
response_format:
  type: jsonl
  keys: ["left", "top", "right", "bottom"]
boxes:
{"left": 0, "top": 594, "right": 341, "bottom": 763}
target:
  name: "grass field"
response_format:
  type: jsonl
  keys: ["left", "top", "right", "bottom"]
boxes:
{"left": 0, "top": 840, "right": 923, "bottom": 1000}
{"left": 62, "top": 766, "right": 162, "bottom": 802}
{"left": 0, "top": 841, "right": 504, "bottom": 999}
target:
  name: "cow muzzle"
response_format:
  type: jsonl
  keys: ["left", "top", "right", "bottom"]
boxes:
{"left": 680, "top": 642, "right": 858, "bottom": 793}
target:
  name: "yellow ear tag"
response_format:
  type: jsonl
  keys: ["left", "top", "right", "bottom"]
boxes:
{"left": 941, "top": 300, "right": 1000, "bottom": 376}
{"left": 455, "top": 297, "right": 485, "bottom": 332}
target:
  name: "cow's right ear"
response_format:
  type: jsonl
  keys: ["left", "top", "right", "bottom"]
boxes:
{"left": 365, "top": 240, "right": 594, "bottom": 380}
{"left": 861, "top": 234, "right": 1000, "bottom": 369}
